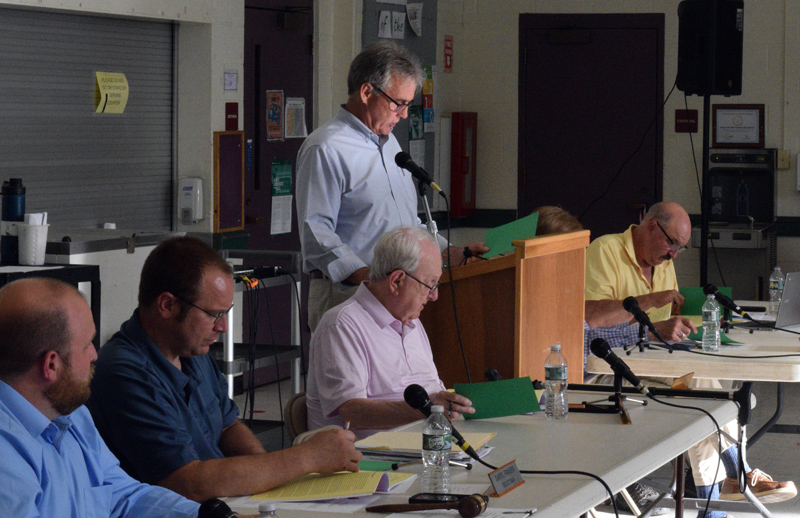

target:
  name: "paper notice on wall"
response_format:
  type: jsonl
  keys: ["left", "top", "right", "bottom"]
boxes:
{"left": 378, "top": 11, "right": 392, "bottom": 38}
{"left": 407, "top": 4, "right": 423, "bottom": 36}
{"left": 271, "top": 160, "right": 293, "bottom": 235}
{"left": 267, "top": 90, "right": 284, "bottom": 141}
{"left": 95, "top": 72, "right": 129, "bottom": 113}
{"left": 408, "top": 106, "right": 424, "bottom": 140}
{"left": 392, "top": 11, "right": 405, "bottom": 39}
{"left": 284, "top": 98, "right": 307, "bottom": 138}
{"left": 410, "top": 139, "right": 425, "bottom": 168}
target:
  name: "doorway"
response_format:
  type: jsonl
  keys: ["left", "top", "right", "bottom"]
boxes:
{"left": 239, "top": 0, "right": 314, "bottom": 394}
{"left": 518, "top": 13, "right": 664, "bottom": 239}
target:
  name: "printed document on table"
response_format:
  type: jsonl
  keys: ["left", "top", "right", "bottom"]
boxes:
{"left": 247, "top": 471, "right": 415, "bottom": 502}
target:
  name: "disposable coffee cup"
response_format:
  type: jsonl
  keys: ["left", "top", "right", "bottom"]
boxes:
{"left": 18, "top": 223, "right": 49, "bottom": 265}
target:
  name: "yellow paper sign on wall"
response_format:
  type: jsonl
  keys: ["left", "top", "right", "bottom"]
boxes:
{"left": 95, "top": 72, "right": 129, "bottom": 113}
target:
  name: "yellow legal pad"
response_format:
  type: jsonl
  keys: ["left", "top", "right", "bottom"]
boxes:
{"left": 250, "top": 471, "right": 415, "bottom": 501}
{"left": 355, "top": 431, "right": 496, "bottom": 454}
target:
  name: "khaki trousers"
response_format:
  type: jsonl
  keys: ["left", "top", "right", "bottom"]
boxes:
{"left": 308, "top": 277, "right": 358, "bottom": 333}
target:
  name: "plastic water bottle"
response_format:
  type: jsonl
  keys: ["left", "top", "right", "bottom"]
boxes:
{"left": 701, "top": 294, "right": 721, "bottom": 352}
{"left": 421, "top": 405, "right": 451, "bottom": 493}
{"left": 769, "top": 266, "right": 785, "bottom": 316}
{"left": 544, "top": 343, "right": 568, "bottom": 420}
{"left": 258, "top": 502, "right": 279, "bottom": 518}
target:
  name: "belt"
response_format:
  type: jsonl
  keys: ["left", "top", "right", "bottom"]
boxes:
{"left": 309, "top": 270, "right": 324, "bottom": 279}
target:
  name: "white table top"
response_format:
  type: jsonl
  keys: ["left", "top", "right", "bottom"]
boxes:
{"left": 234, "top": 391, "right": 736, "bottom": 518}
{"left": 586, "top": 326, "right": 800, "bottom": 382}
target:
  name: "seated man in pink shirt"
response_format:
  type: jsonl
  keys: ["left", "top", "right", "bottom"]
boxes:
{"left": 306, "top": 227, "right": 474, "bottom": 437}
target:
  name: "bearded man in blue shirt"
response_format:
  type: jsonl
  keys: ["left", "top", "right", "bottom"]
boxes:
{"left": 0, "top": 277, "right": 201, "bottom": 518}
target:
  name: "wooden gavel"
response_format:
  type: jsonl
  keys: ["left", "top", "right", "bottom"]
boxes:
{"left": 366, "top": 494, "right": 489, "bottom": 518}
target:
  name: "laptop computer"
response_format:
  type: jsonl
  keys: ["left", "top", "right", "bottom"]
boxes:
{"left": 736, "top": 271, "right": 800, "bottom": 329}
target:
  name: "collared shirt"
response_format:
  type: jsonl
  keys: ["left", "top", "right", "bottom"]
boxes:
{"left": 584, "top": 225, "right": 678, "bottom": 323}
{"left": 306, "top": 283, "right": 445, "bottom": 437}
{"left": 87, "top": 311, "right": 239, "bottom": 485}
{"left": 583, "top": 321, "right": 640, "bottom": 369}
{"left": 0, "top": 381, "right": 199, "bottom": 518}
{"left": 296, "top": 106, "right": 424, "bottom": 283}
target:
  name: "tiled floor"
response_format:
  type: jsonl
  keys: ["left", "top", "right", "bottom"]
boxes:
{"left": 238, "top": 378, "right": 800, "bottom": 517}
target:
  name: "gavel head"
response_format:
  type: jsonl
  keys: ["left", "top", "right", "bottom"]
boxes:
{"left": 457, "top": 494, "right": 489, "bottom": 518}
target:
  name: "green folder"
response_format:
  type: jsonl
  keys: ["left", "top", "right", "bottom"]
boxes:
{"left": 454, "top": 376, "right": 540, "bottom": 419}
{"left": 680, "top": 286, "right": 732, "bottom": 316}
{"left": 483, "top": 212, "right": 539, "bottom": 259}
{"left": 358, "top": 460, "right": 395, "bottom": 472}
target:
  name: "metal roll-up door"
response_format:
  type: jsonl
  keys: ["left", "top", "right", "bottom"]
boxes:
{"left": 0, "top": 7, "right": 174, "bottom": 230}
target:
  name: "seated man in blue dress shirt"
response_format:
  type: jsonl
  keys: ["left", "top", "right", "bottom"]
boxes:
{"left": 88, "top": 237, "right": 361, "bottom": 502}
{"left": 0, "top": 277, "right": 201, "bottom": 517}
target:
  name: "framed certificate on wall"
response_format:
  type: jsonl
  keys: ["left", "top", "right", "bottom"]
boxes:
{"left": 712, "top": 104, "right": 765, "bottom": 148}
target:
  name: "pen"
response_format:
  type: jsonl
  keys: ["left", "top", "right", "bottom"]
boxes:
{"left": 344, "top": 421, "right": 350, "bottom": 430}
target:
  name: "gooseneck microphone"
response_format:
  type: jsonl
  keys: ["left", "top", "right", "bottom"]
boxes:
{"left": 395, "top": 152, "right": 442, "bottom": 192}
{"left": 403, "top": 384, "right": 479, "bottom": 461}
{"left": 703, "top": 283, "right": 751, "bottom": 320}
{"left": 590, "top": 338, "right": 651, "bottom": 397}
{"left": 622, "top": 296, "right": 667, "bottom": 344}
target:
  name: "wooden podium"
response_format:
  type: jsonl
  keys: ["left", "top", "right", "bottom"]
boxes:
{"left": 420, "top": 230, "right": 590, "bottom": 386}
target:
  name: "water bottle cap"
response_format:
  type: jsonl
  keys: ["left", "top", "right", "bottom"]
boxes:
{"left": 431, "top": 405, "right": 444, "bottom": 413}
{"left": 550, "top": 343, "right": 561, "bottom": 352}
{"left": 259, "top": 502, "right": 277, "bottom": 512}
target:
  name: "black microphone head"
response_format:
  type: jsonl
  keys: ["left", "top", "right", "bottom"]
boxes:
{"left": 404, "top": 384, "right": 432, "bottom": 416}
{"left": 590, "top": 338, "right": 612, "bottom": 359}
{"left": 199, "top": 499, "right": 236, "bottom": 518}
{"left": 395, "top": 151, "right": 413, "bottom": 168}
{"left": 622, "top": 296, "right": 640, "bottom": 312}
{"left": 484, "top": 367, "right": 503, "bottom": 382}
{"left": 703, "top": 283, "right": 719, "bottom": 296}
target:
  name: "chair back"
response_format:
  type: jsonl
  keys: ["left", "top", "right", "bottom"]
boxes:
{"left": 285, "top": 391, "right": 308, "bottom": 441}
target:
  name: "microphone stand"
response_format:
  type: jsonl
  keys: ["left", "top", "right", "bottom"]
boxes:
{"left": 571, "top": 372, "right": 646, "bottom": 424}
{"left": 417, "top": 182, "right": 440, "bottom": 251}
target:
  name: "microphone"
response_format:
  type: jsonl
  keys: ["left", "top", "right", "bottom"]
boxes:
{"left": 589, "top": 338, "right": 650, "bottom": 397}
{"left": 198, "top": 499, "right": 236, "bottom": 518}
{"left": 395, "top": 152, "right": 442, "bottom": 192}
{"left": 403, "top": 384, "right": 479, "bottom": 461}
{"left": 703, "top": 283, "right": 751, "bottom": 320}
{"left": 622, "top": 296, "right": 667, "bottom": 344}
{"left": 484, "top": 367, "right": 503, "bottom": 382}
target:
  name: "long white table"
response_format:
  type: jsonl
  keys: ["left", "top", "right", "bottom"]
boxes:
{"left": 586, "top": 326, "right": 800, "bottom": 382}
{"left": 233, "top": 390, "right": 736, "bottom": 518}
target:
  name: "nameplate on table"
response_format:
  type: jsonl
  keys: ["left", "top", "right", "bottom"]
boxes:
{"left": 488, "top": 460, "right": 524, "bottom": 497}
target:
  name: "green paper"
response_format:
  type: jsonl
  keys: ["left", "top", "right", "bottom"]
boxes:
{"left": 454, "top": 376, "right": 540, "bottom": 419}
{"left": 483, "top": 212, "right": 539, "bottom": 259}
{"left": 358, "top": 460, "right": 395, "bottom": 472}
{"left": 680, "top": 286, "right": 733, "bottom": 316}
{"left": 687, "top": 328, "right": 741, "bottom": 345}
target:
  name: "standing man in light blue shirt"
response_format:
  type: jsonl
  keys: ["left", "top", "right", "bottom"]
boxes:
{"left": 0, "top": 277, "right": 202, "bottom": 518}
{"left": 297, "top": 41, "right": 487, "bottom": 330}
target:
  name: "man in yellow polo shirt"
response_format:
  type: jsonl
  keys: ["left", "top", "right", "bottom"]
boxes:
{"left": 584, "top": 201, "right": 696, "bottom": 340}
{"left": 584, "top": 201, "right": 795, "bottom": 517}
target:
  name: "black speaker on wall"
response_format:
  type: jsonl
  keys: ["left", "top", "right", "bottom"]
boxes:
{"left": 677, "top": 0, "right": 744, "bottom": 96}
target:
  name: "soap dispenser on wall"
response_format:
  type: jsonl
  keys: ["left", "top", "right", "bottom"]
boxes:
{"left": 178, "top": 178, "right": 203, "bottom": 224}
